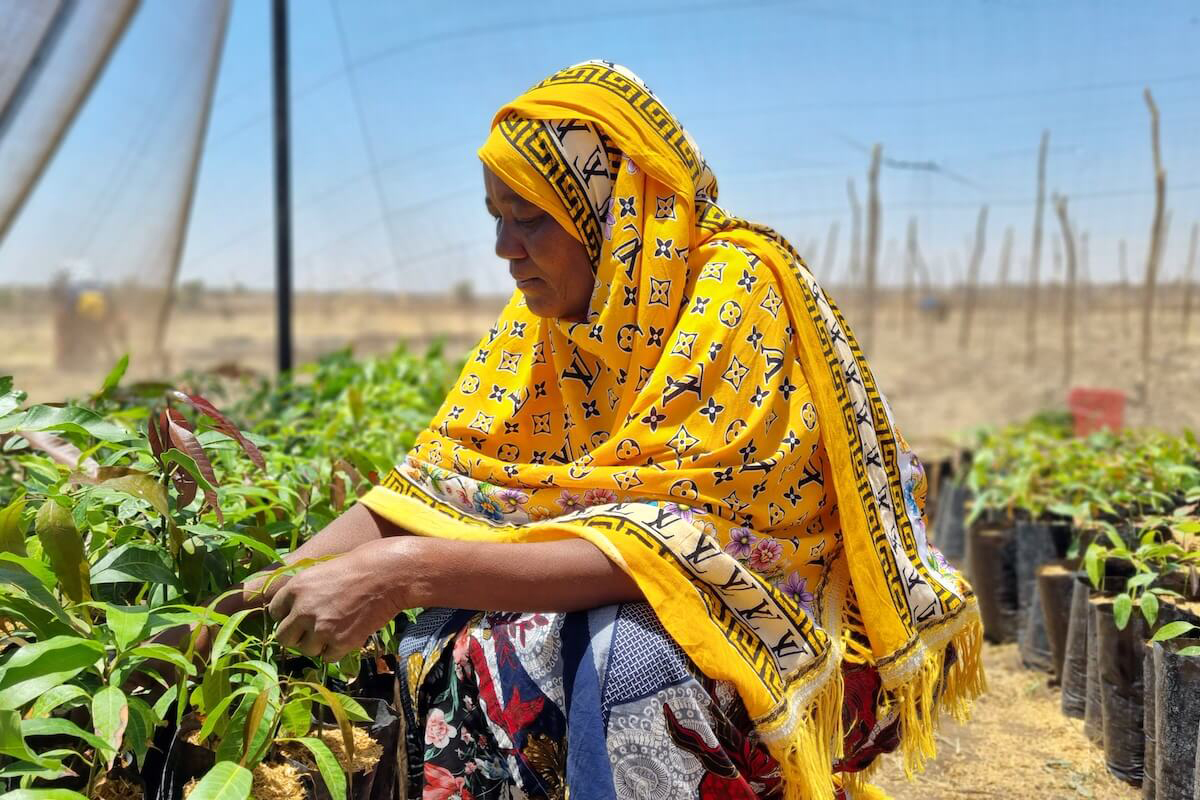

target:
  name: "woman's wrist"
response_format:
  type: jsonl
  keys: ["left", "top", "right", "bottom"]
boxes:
{"left": 358, "top": 535, "right": 437, "bottom": 615}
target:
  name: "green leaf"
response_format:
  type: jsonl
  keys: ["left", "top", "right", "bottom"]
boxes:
{"left": 21, "top": 716, "right": 112, "bottom": 757}
{"left": 1113, "top": 594, "right": 1132, "bottom": 630}
{"left": 105, "top": 604, "right": 149, "bottom": 652}
{"left": 1140, "top": 592, "right": 1160, "bottom": 626}
{"left": 0, "top": 790, "right": 88, "bottom": 800}
{"left": 239, "top": 691, "right": 272, "bottom": 766}
{"left": 186, "top": 761, "right": 252, "bottom": 800}
{"left": 294, "top": 681, "right": 355, "bottom": 772}
{"left": 160, "top": 450, "right": 217, "bottom": 495}
{"left": 122, "top": 644, "right": 196, "bottom": 677}
{"left": 0, "top": 496, "right": 28, "bottom": 556}
{"left": 208, "top": 608, "right": 256, "bottom": 667}
{"left": 1177, "top": 646, "right": 1200, "bottom": 657}
{"left": 0, "top": 378, "right": 24, "bottom": 418}
{"left": 0, "top": 404, "right": 130, "bottom": 443}
{"left": 29, "top": 685, "right": 89, "bottom": 718}
{"left": 1151, "top": 620, "right": 1197, "bottom": 642}
{"left": 332, "top": 693, "right": 371, "bottom": 724}
{"left": 96, "top": 471, "right": 171, "bottom": 522}
{"left": 0, "top": 636, "right": 104, "bottom": 710}
{"left": 1126, "top": 572, "right": 1157, "bottom": 591}
{"left": 195, "top": 686, "right": 254, "bottom": 745}
{"left": 124, "top": 696, "right": 159, "bottom": 770}
{"left": 277, "top": 697, "right": 312, "bottom": 739}
{"left": 1084, "top": 544, "right": 1103, "bottom": 588}
{"left": 91, "top": 686, "right": 128, "bottom": 769}
{"left": 215, "top": 685, "right": 278, "bottom": 768}
{"left": 0, "top": 552, "right": 55, "bottom": 590}
{"left": 283, "top": 736, "right": 348, "bottom": 800}
{"left": 0, "top": 709, "right": 60, "bottom": 769}
{"left": 91, "top": 543, "right": 180, "bottom": 588}
{"left": 99, "top": 354, "right": 129, "bottom": 395}
{"left": 35, "top": 499, "right": 89, "bottom": 604}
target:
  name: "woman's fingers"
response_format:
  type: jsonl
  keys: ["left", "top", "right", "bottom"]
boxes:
{"left": 295, "top": 628, "right": 326, "bottom": 659}
{"left": 267, "top": 582, "right": 294, "bottom": 623}
{"left": 275, "top": 607, "right": 308, "bottom": 649}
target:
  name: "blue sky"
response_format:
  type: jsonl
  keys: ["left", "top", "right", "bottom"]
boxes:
{"left": 2, "top": 0, "right": 1198, "bottom": 292}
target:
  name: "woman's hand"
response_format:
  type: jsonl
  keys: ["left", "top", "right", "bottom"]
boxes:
{"left": 266, "top": 537, "right": 416, "bottom": 662}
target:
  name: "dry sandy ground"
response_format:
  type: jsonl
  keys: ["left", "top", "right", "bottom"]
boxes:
{"left": 6, "top": 286, "right": 1198, "bottom": 443}
{"left": 874, "top": 643, "right": 1140, "bottom": 800}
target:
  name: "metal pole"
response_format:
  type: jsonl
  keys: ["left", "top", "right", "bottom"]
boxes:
{"left": 272, "top": 0, "right": 293, "bottom": 373}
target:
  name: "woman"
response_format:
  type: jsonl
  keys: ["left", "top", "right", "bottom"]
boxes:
{"left": 257, "top": 62, "right": 983, "bottom": 799}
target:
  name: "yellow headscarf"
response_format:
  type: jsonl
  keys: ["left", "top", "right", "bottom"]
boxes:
{"left": 361, "top": 61, "right": 982, "bottom": 798}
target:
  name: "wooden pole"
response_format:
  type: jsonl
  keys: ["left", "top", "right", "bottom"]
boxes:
{"left": 1118, "top": 239, "right": 1129, "bottom": 329}
{"left": 997, "top": 226, "right": 1014, "bottom": 291}
{"left": 863, "top": 144, "right": 882, "bottom": 354}
{"left": 959, "top": 205, "right": 989, "bottom": 350}
{"left": 1026, "top": 130, "right": 1049, "bottom": 366}
{"left": 904, "top": 217, "right": 918, "bottom": 329}
{"left": 1183, "top": 221, "right": 1199, "bottom": 339}
{"left": 1055, "top": 195, "right": 1078, "bottom": 387}
{"left": 847, "top": 179, "right": 862, "bottom": 288}
{"left": 820, "top": 220, "right": 840, "bottom": 283}
{"left": 1079, "top": 231, "right": 1090, "bottom": 332}
{"left": 1141, "top": 88, "right": 1167, "bottom": 392}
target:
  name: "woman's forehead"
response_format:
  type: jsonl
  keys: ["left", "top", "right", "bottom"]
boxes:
{"left": 484, "top": 169, "right": 540, "bottom": 211}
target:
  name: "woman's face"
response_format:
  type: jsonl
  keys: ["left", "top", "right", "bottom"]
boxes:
{"left": 484, "top": 165, "right": 593, "bottom": 321}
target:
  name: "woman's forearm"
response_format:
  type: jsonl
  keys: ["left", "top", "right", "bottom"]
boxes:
{"left": 285, "top": 503, "right": 405, "bottom": 565}
{"left": 382, "top": 535, "right": 644, "bottom": 613}
{"left": 232, "top": 503, "right": 405, "bottom": 611}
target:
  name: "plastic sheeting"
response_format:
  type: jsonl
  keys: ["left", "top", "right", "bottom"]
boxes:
{"left": 0, "top": 0, "right": 138, "bottom": 240}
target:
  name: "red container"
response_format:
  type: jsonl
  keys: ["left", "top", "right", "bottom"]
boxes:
{"left": 1067, "top": 387, "right": 1126, "bottom": 436}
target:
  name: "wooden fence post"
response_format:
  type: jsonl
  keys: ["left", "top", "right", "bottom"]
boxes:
{"left": 820, "top": 220, "right": 840, "bottom": 283}
{"left": 1118, "top": 239, "right": 1129, "bottom": 329}
{"left": 1141, "top": 89, "right": 1167, "bottom": 393}
{"left": 1026, "top": 130, "right": 1049, "bottom": 366}
{"left": 959, "top": 205, "right": 989, "bottom": 350}
{"left": 847, "top": 179, "right": 862, "bottom": 289}
{"left": 1055, "top": 195, "right": 1078, "bottom": 387}
{"left": 863, "top": 144, "right": 882, "bottom": 354}
{"left": 1183, "top": 222, "right": 1198, "bottom": 339}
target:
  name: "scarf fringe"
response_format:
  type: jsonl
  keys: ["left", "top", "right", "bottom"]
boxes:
{"left": 839, "top": 614, "right": 985, "bottom": 800}
{"left": 888, "top": 615, "right": 986, "bottom": 779}
{"left": 759, "top": 654, "right": 846, "bottom": 800}
{"left": 835, "top": 772, "right": 893, "bottom": 800}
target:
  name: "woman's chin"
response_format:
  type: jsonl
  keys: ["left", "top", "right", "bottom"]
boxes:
{"left": 520, "top": 290, "right": 557, "bottom": 318}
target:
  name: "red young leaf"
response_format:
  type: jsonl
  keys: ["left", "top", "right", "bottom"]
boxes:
{"left": 169, "top": 465, "right": 198, "bottom": 509}
{"left": 172, "top": 391, "right": 265, "bottom": 471}
{"left": 162, "top": 408, "right": 222, "bottom": 524}
{"left": 146, "top": 415, "right": 165, "bottom": 463}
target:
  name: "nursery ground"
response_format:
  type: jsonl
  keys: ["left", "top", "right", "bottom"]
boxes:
{"left": 874, "top": 642, "right": 1140, "bottom": 800}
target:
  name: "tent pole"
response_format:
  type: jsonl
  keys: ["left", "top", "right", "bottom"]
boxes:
{"left": 272, "top": 0, "right": 293, "bottom": 373}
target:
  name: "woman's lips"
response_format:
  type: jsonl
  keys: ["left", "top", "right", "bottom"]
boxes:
{"left": 515, "top": 277, "right": 541, "bottom": 289}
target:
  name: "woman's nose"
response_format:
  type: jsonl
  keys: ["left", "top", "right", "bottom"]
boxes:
{"left": 494, "top": 221, "right": 527, "bottom": 261}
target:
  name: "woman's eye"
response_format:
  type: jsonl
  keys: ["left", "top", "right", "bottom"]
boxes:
{"left": 514, "top": 214, "right": 543, "bottom": 228}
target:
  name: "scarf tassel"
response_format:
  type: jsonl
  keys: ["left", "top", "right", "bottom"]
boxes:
{"left": 840, "top": 615, "right": 986, "bottom": 798}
